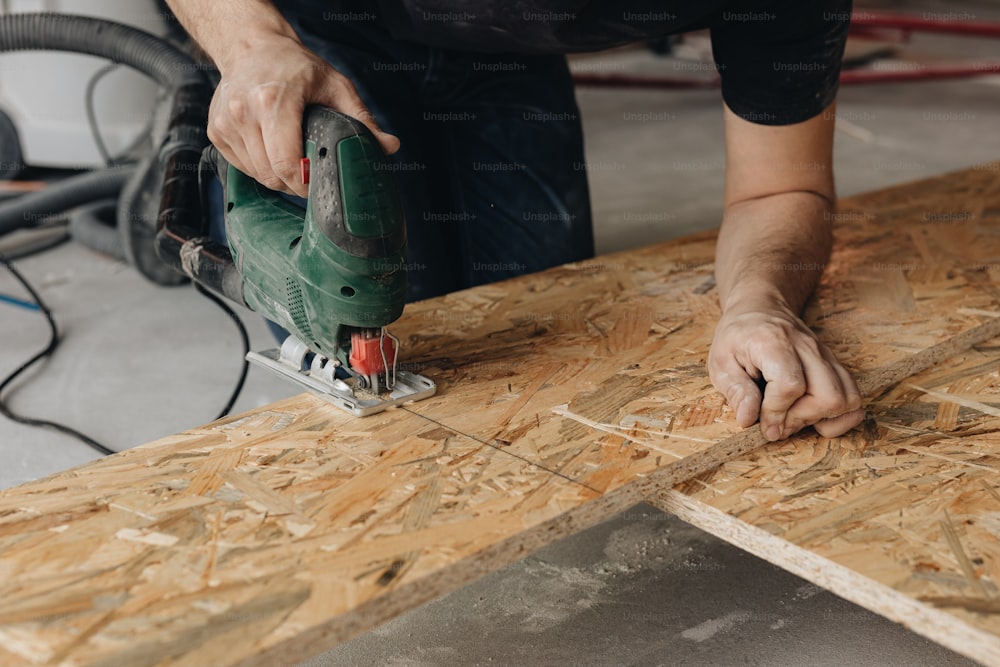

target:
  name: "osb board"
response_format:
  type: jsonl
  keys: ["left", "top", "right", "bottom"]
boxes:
{"left": 0, "top": 163, "right": 998, "bottom": 666}
{"left": 401, "top": 162, "right": 1000, "bottom": 495}
{"left": 658, "top": 347, "right": 1000, "bottom": 666}
{"left": 0, "top": 406, "right": 603, "bottom": 667}
{"left": 654, "top": 163, "right": 1000, "bottom": 666}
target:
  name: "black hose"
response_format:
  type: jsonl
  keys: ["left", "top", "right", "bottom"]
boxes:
{"left": 0, "top": 13, "right": 204, "bottom": 90}
{"left": 0, "top": 109, "right": 23, "bottom": 179}
{"left": 0, "top": 222, "right": 69, "bottom": 261}
{"left": 0, "top": 12, "right": 212, "bottom": 285}
{"left": 68, "top": 198, "right": 125, "bottom": 261}
{"left": 0, "top": 168, "right": 133, "bottom": 236}
{"left": 120, "top": 153, "right": 191, "bottom": 285}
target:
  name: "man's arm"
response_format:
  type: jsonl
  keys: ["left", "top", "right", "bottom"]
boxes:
{"left": 709, "top": 102, "right": 864, "bottom": 441}
{"left": 164, "top": 0, "right": 398, "bottom": 197}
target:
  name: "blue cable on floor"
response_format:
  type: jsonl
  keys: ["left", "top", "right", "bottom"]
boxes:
{"left": 0, "top": 293, "right": 40, "bottom": 311}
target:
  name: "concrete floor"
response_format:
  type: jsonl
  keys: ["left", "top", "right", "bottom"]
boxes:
{"left": 1, "top": 1, "right": 999, "bottom": 664}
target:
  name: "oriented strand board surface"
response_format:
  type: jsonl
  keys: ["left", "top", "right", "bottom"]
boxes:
{"left": 0, "top": 409, "right": 602, "bottom": 667}
{"left": 658, "top": 346, "right": 1000, "bottom": 666}
{"left": 656, "top": 163, "right": 1000, "bottom": 666}
{"left": 1, "top": 163, "right": 999, "bottom": 666}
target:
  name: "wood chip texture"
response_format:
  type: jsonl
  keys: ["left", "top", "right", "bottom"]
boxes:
{"left": 657, "top": 163, "right": 1000, "bottom": 666}
{"left": 1, "top": 164, "right": 999, "bottom": 666}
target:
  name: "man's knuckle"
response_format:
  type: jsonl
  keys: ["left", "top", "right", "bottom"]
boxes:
{"left": 778, "top": 375, "right": 807, "bottom": 395}
{"left": 226, "top": 97, "right": 248, "bottom": 122}
{"left": 270, "top": 159, "right": 298, "bottom": 179}
{"left": 208, "top": 111, "right": 230, "bottom": 134}
{"left": 763, "top": 321, "right": 792, "bottom": 338}
{"left": 722, "top": 381, "right": 744, "bottom": 402}
{"left": 206, "top": 124, "right": 222, "bottom": 145}
{"left": 818, "top": 396, "right": 848, "bottom": 416}
{"left": 251, "top": 85, "right": 281, "bottom": 109}
{"left": 799, "top": 336, "right": 822, "bottom": 356}
{"left": 258, "top": 174, "right": 284, "bottom": 191}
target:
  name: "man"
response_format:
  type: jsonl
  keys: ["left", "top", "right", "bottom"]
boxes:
{"left": 164, "top": 0, "right": 865, "bottom": 442}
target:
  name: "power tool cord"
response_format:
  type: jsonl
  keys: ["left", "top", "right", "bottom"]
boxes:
{"left": 0, "top": 250, "right": 115, "bottom": 456}
{"left": 85, "top": 63, "right": 118, "bottom": 166}
{"left": 0, "top": 254, "right": 251, "bottom": 457}
{"left": 86, "top": 63, "right": 156, "bottom": 167}
{"left": 194, "top": 282, "right": 250, "bottom": 420}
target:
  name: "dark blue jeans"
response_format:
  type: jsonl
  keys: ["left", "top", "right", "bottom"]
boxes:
{"left": 274, "top": 0, "right": 595, "bottom": 302}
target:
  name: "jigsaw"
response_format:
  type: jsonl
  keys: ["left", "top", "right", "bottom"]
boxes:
{"left": 156, "top": 105, "right": 436, "bottom": 416}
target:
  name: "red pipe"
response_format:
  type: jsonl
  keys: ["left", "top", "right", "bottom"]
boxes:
{"left": 572, "top": 62, "right": 1000, "bottom": 89}
{"left": 572, "top": 10, "right": 1000, "bottom": 89}
{"left": 851, "top": 11, "right": 1000, "bottom": 38}
{"left": 840, "top": 62, "right": 1000, "bottom": 84}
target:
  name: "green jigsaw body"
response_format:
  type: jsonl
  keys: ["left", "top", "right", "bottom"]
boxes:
{"left": 221, "top": 107, "right": 407, "bottom": 370}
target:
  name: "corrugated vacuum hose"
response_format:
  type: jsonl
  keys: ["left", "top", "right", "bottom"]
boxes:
{"left": 0, "top": 12, "right": 212, "bottom": 284}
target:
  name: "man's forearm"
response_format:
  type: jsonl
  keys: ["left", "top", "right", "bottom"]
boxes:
{"left": 164, "top": 0, "right": 300, "bottom": 72}
{"left": 716, "top": 101, "right": 837, "bottom": 317}
{"left": 715, "top": 191, "right": 833, "bottom": 316}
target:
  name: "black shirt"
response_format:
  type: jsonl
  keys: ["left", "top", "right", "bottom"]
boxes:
{"left": 375, "top": 0, "right": 852, "bottom": 125}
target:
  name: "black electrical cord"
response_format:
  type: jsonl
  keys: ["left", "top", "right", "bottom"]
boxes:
{"left": 0, "top": 250, "right": 115, "bottom": 456}
{"left": 0, "top": 216, "right": 71, "bottom": 262}
{"left": 0, "top": 254, "right": 252, "bottom": 455}
{"left": 0, "top": 13, "right": 243, "bottom": 454}
{"left": 85, "top": 63, "right": 118, "bottom": 166}
{"left": 194, "top": 282, "right": 250, "bottom": 419}
{"left": 85, "top": 63, "right": 155, "bottom": 167}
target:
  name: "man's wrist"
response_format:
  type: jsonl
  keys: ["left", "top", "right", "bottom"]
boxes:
{"left": 721, "top": 280, "right": 798, "bottom": 316}
{"left": 216, "top": 29, "right": 301, "bottom": 74}
{"left": 166, "top": 0, "right": 300, "bottom": 72}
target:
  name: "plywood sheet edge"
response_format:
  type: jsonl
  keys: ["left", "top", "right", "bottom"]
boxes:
{"left": 652, "top": 490, "right": 999, "bottom": 666}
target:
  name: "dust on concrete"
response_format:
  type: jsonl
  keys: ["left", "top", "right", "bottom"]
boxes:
{"left": 680, "top": 609, "right": 754, "bottom": 642}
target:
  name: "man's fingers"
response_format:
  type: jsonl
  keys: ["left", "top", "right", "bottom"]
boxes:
{"left": 779, "top": 341, "right": 849, "bottom": 438}
{"left": 711, "top": 309, "right": 863, "bottom": 441}
{"left": 810, "top": 349, "right": 864, "bottom": 438}
{"left": 813, "top": 409, "right": 866, "bottom": 438}
{"left": 778, "top": 341, "right": 864, "bottom": 438}
{"left": 754, "top": 340, "right": 807, "bottom": 440}
{"left": 709, "top": 356, "right": 763, "bottom": 427}
{"left": 207, "top": 126, "right": 252, "bottom": 186}
{"left": 218, "top": 132, "right": 271, "bottom": 195}
{"left": 209, "top": 88, "right": 281, "bottom": 194}
{"left": 243, "top": 128, "right": 294, "bottom": 194}
{"left": 245, "top": 84, "right": 311, "bottom": 197}
{"left": 208, "top": 63, "right": 401, "bottom": 198}
{"left": 829, "top": 349, "right": 863, "bottom": 413}
{"left": 258, "top": 97, "right": 309, "bottom": 197}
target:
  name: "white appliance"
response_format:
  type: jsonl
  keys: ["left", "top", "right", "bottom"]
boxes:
{"left": 0, "top": 0, "right": 168, "bottom": 169}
